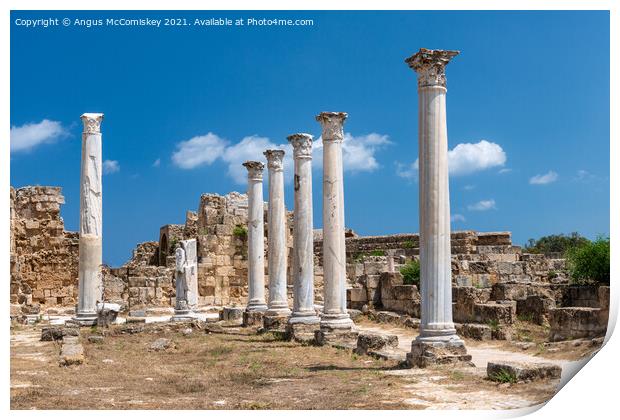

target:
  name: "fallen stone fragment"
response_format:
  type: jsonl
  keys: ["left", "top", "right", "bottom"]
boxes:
{"left": 88, "top": 335, "right": 104, "bottom": 344}
{"left": 205, "top": 323, "right": 226, "bottom": 334}
{"left": 355, "top": 332, "right": 398, "bottom": 355}
{"left": 59, "top": 339, "right": 85, "bottom": 366}
{"left": 97, "top": 302, "right": 121, "bottom": 327}
{"left": 347, "top": 309, "right": 363, "bottom": 322}
{"left": 487, "top": 361, "right": 561, "bottom": 383}
{"left": 41, "top": 326, "right": 79, "bottom": 342}
{"left": 149, "top": 338, "right": 174, "bottom": 351}
{"left": 221, "top": 306, "right": 244, "bottom": 322}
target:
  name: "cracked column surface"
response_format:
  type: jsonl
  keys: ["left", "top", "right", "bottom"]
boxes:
{"left": 243, "top": 161, "right": 268, "bottom": 312}
{"left": 74, "top": 113, "right": 104, "bottom": 326}
{"left": 264, "top": 149, "right": 291, "bottom": 316}
{"left": 287, "top": 134, "right": 320, "bottom": 325}
{"left": 316, "top": 112, "right": 353, "bottom": 330}
{"left": 406, "top": 48, "right": 463, "bottom": 344}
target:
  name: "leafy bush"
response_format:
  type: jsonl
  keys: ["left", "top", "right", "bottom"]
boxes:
{"left": 402, "top": 240, "right": 415, "bottom": 249}
{"left": 369, "top": 250, "right": 385, "bottom": 257}
{"left": 566, "top": 237, "right": 610, "bottom": 285}
{"left": 400, "top": 259, "right": 420, "bottom": 286}
{"left": 489, "top": 368, "right": 517, "bottom": 384}
{"left": 233, "top": 225, "right": 248, "bottom": 240}
{"left": 523, "top": 232, "right": 590, "bottom": 255}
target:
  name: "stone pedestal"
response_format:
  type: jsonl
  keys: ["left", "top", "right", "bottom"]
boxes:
{"left": 407, "top": 341, "right": 473, "bottom": 368}
{"left": 262, "top": 314, "right": 289, "bottom": 332}
{"left": 264, "top": 150, "right": 291, "bottom": 316}
{"left": 315, "top": 327, "right": 359, "bottom": 350}
{"left": 243, "top": 310, "right": 265, "bottom": 327}
{"left": 316, "top": 112, "right": 353, "bottom": 331}
{"left": 405, "top": 48, "right": 469, "bottom": 364}
{"left": 73, "top": 113, "right": 104, "bottom": 326}
{"left": 285, "top": 323, "right": 319, "bottom": 344}
{"left": 287, "top": 133, "right": 320, "bottom": 326}
{"left": 243, "top": 161, "right": 268, "bottom": 313}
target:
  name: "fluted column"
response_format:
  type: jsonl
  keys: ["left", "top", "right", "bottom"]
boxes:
{"left": 406, "top": 48, "right": 462, "bottom": 343}
{"left": 317, "top": 112, "right": 353, "bottom": 330}
{"left": 264, "top": 150, "right": 290, "bottom": 316}
{"left": 288, "top": 134, "right": 320, "bottom": 325}
{"left": 244, "top": 161, "right": 268, "bottom": 312}
{"left": 74, "top": 113, "right": 104, "bottom": 326}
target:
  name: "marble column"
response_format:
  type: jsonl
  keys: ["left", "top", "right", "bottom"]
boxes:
{"left": 287, "top": 133, "right": 320, "bottom": 325}
{"left": 264, "top": 150, "right": 291, "bottom": 316}
{"left": 406, "top": 48, "right": 463, "bottom": 345}
{"left": 172, "top": 239, "right": 198, "bottom": 321}
{"left": 243, "top": 161, "right": 268, "bottom": 312}
{"left": 74, "top": 113, "right": 104, "bottom": 326}
{"left": 316, "top": 112, "right": 353, "bottom": 330}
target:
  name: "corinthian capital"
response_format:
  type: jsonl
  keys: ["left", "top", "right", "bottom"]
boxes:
{"left": 263, "top": 149, "right": 285, "bottom": 172}
{"left": 243, "top": 161, "right": 265, "bottom": 181}
{"left": 287, "top": 133, "right": 313, "bottom": 160}
{"left": 316, "top": 112, "right": 348, "bottom": 142}
{"left": 80, "top": 113, "right": 104, "bottom": 134}
{"left": 405, "top": 48, "right": 459, "bottom": 88}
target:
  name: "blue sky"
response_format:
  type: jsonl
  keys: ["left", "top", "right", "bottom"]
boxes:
{"left": 10, "top": 10, "right": 610, "bottom": 266}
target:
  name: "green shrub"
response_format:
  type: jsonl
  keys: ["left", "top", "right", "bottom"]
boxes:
{"left": 566, "top": 237, "right": 610, "bottom": 285}
{"left": 400, "top": 259, "right": 420, "bottom": 286}
{"left": 369, "top": 250, "right": 385, "bottom": 257}
{"left": 489, "top": 368, "right": 517, "bottom": 384}
{"left": 402, "top": 240, "right": 415, "bottom": 249}
{"left": 233, "top": 225, "right": 248, "bottom": 240}
{"left": 523, "top": 232, "right": 590, "bottom": 255}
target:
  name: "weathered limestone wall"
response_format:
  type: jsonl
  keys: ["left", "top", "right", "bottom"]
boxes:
{"left": 10, "top": 186, "right": 79, "bottom": 313}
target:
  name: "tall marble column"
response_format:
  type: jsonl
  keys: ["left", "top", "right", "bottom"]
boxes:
{"left": 316, "top": 112, "right": 353, "bottom": 330}
{"left": 74, "top": 113, "right": 104, "bottom": 326}
{"left": 264, "top": 150, "right": 291, "bottom": 316}
{"left": 287, "top": 133, "right": 320, "bottom": 325}
{"left": 405, "top": 48, "right": 470, "bottom": 366}
{"left": 243, "top": 161, "right": 268, "bottom": 312}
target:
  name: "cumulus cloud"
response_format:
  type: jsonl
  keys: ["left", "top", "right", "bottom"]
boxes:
{"left": 172, "top": 131, "right": 390, "bottom": 184}
{"left": 498, "top": 168, "right": 512, "bottom": 174}
{"left": 396, "top": 140, "right": 506, "bottom": 180}
{"left": 451, "top": 214, "right": 466, "bottom": 222}
{"left": 103, "top": 160, "right": 120, "bottom": 174}
{"left": 529, "top": 170, "right": 558, "bottom": 185}
{"left": 171, "top": 133, "right": 228, "bottom": 169}
{"left": 467, "top": 199, "right": 496, "bottom": 211}
{"left": 10, "top": 119, "right": 68, "bottom": 153}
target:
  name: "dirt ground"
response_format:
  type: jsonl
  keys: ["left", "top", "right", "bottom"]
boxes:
{"left": 10, "top": 320, "right": 569, "bottom": 410}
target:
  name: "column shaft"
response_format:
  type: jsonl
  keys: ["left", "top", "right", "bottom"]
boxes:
{"left": 317, "top": 112, "right": 353, "bottom": 330}
{"left": 244, "top": 161, "right": 268, "bottom": 312}
{"left": 264, "top": 150, "right": 290, "bottom": 315}
{"left": 75, "top": 113, "right": 104, "bottom": 325}
{"left": 288, "top": 134, "right": 319, "bottom": 324}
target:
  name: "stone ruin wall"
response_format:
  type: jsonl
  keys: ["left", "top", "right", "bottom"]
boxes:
{"left": 13, "top": 183, "right": 604, "bottom": 339}
{"left": 10, "top": 186, "right": 79, "bottom": 313}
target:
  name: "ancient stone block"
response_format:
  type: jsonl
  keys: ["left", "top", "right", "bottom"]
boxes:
{"left": 516, "top": 295, "right": 555, "bottom": 324}
{"left": 406, "top": 341, "right": 473, "bottom": 368}
{"left": 548, "top": 307, "right": 606, "bottom": 341}
{"left": 487, "top": 361, "right": 561, "bottom": 382}
{"left": 355, "top": 332, "right": 398, "bottom": 355}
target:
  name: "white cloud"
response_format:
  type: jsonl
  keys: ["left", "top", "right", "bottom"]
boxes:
{"left": 451, "top": 214, "right": 466, "bottom": 222}
{"left": 498, "top": 168, "right": 512, "bottom": 174}
{"left": 172, "top": 131, "right": 389, "bottom": 185}
{"left": 529, "top": 170, "right": 558, "bottom": 185}
{"left": 448, "top": 140, "right": 506, "bottom": 175}
{"left": 10, "top": 119, "right": 68, "bottom": 153}
{"left": 463, "top": 184, "right": 475, "bottom": 191}
{"left": 171, "top": 133, "right": 228, "bottom": 169}
{"left": 396, "top": 140, "right": 506, "bottom": 180}
{"left": 467, "top": 199, "right": 496, "bottom": 211}
{"left": 152, "top": 158, "right": 161, "bottom": 167}
{"left": 103, "top": 160, "right": 120, "bottom": 174}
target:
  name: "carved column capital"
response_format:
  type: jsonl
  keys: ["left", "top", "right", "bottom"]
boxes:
{"left": 243, "top": 161, "right": 265, "bottom": 181}
{"left": 80, "top": 113, "right": 104, "bottom": 134}
{"left": 287, "top": 133, "right": 313, "bottom": 160}
{"left": 263, "top": 149, "right": 285, "bottom": 172}
{"left": 316, "top": 112, "right": 347, "bottom": 142}
{"left": 405, "top": 48, "right": 459, "bottom": 88}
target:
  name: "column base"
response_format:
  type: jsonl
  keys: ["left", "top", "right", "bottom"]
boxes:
{"left": 71, "top": 313, "right": 98, "bottom": 327}
{"left": 265, "top": 306, "right": 291, "bottom": 317}
{"left": 320, "top": 313, "right": 354, "bottom": 330}
{"left": 288, "top": 312, "right": 321, "bottom": 325}
{"left": 170, "top": 311, "right": 199, "bottom": 322}
{"left": 406, "top": 336, "right": 473, "bottom": 368}
{"left": 262, "top": 314, "right": 290, "bottom": 332}
{"left": 315, "top": 328, "right": 359, "bottom": 349}
{"left": 246, "top": 301, "right": 268, "bottom": 312}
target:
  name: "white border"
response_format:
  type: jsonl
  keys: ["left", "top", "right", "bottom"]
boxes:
{"left": 2, "top": 2, "right": 616, "bottom": 419}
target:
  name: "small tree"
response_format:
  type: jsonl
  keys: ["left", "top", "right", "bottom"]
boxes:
{"left": 523, "top": 232, "right": 590, "bottom": 255}
{"left": 400, "top": 259, "right": 420, "bottom": 286}
{"left": 566, "top": 236, "right": 610, "bottom": 285}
